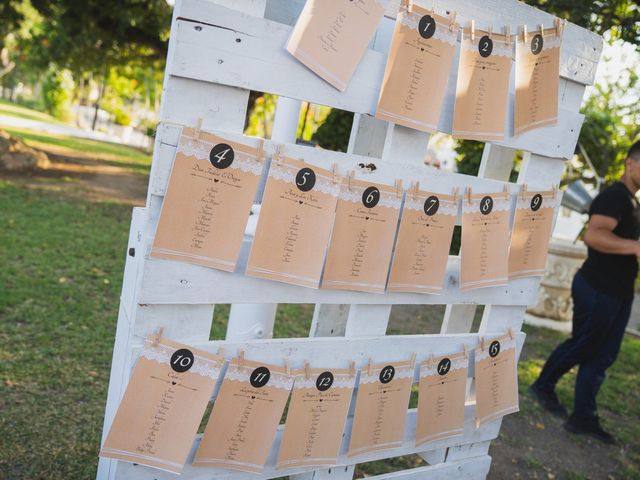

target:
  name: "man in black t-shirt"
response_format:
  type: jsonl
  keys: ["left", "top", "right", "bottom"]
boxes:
{"left": 530, "top": 141, "right": 640, "bottom": 444}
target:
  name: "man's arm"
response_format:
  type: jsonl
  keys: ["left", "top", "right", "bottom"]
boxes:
{"left": 583, "top": 214, "right": 640, "bottom": 256}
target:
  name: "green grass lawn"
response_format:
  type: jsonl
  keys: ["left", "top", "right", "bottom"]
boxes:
{"left": 0, "top": 98, "right": 64, "bottom": 125}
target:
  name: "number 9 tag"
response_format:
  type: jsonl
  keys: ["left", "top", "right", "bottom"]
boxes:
{"left": 530, "top": 194, "right": 542, "bottom": 211}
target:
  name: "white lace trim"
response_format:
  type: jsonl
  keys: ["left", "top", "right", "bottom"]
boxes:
{"left": 293, "top": 374, "right": 356, "bottom": 390}
{"left": 420, "top": 355, "right": 468, "bottom": 378}
{"left": 339, "top": 187, "right": 402, "bottom": 209}
{"left": 462, "top": 197, "right": 511, "bottom": 214}
{"left": 139, "top": 343, "right": 222, "bottom": 380}
{"left": 461, "top": 38, "right": 513, "bottom": 59}
{"left": 516, "top": 193, "right": 556, "bottom": 211}
{"left": 403, "top": 196, "right": 459, "bottom": 216}
{"left": 358, "top": 365, "right": 415, "bottom": 385}
{"left": 224, "top": 363, "right": 294, "bottom": 391}
{"left": 176, "top": 137, "right": 263, "bottom": 176}
{"left": 475, "top": 338, "right": 516, "bottom": 362}
{"left": 518, "top": 34, "right": 562, "bottom": 52}
{"left": 268, "top": 163, "right": 341, "bottom": 196}
{"left": 398, "top": 10, "right": 458, "bottom": 46}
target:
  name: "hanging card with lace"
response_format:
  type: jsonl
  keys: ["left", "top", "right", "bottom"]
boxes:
{"left": 151, "top": 128, "right": 263, "bottom": 272}
{"left": 194, "top": 358, "right": 294, "bottom": 473}
{"left": 460, "top": 190, "right": 511, "bottom": 291}
{"left": 416, "top": 351, "right": 467, "bottom": 446}
{"left": 277, "top": 366, "right": 356, "bottom": 469}
{"left": 387, "top": 189, "right": 458, "bottom": 294}
{"left": 99, "top": 336, "right": 223, "bottom": 474}
{"left": 508, "top": 188, "right": 557, "bottom": 278}
{"left": 286, "top": 0, "right": 385, "bottom": 91}
{"left": 515, "top": 26, "right": 562, "bottom": 136}
{"left": 475, "top": 333, "right": 519, "bottom": 427}
{"left": 348, "top": 358, "right": 415, "bottom": 456}
{"left": 452, "top": 30, "right": 513, "bottom": 141}
{"left": 376, "top": 3, "right": 459, "bottom": 132}
{"left": 322, "top": 178, "right": 402, "bottom": 294}
{"left": 246, "top": 155, "right": 340, "bottom": 288}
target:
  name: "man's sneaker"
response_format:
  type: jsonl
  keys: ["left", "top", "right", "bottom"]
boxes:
{"left": 528, "top": 382, "right": 568, "bottom": 418}
{"left": 564, "top": 415, "right": 617, "bottom": 445}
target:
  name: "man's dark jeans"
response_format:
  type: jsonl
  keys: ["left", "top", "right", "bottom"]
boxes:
{"left": 536, "top": 271, "right": 632, "bottom": 418}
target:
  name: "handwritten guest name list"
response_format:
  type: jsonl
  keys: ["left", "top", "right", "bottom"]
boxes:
{"left": 247, "top": 156, "right": 340, "bottom": 288}
{"left": 286, "top": 0, "right": 385, "bottom": 91}
{"left": 151, "top": 128, "right": 263, "bottom": 272}
{"left": 100, "top": 337, "right": 222, "bottom": 474}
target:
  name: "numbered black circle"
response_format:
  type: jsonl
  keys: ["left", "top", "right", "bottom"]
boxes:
{"left": 437, "top": 358, "right": 452, "bottom": 376}
{"left": 316, "top": 371, "right": 334, "bottom": 392}
{"left": 423, "top": 195, "right": 440, "bottom": 216}
{"left": 531, "top": 193, "right": 543, "bottom": 211}
{"left": 250, "top": 366, "right": 271, "bottom": 388}
{"left": 489, "top": 341, "right": 501, "bottom": 358}
{"left": 418, "top": 14, "right": 436, "bottom": 39}
{"left": 480, "top": 195, "right": 494, "bottom": 215}
{"left": 170, "top": 349, "right": 195, "bottom": 373}
{"left": 209, "top": 143, "right": 235, "bottom": 169}
{"left": 362, "top": 186, "right": 380, "bottom": 209}
{"left": 531, "top": 34, "right": 544, "bottom": 55}
{"left": 295, "top": 167, "right": 316, "bottom": 192}
{"left": 478, "top": 35, "right": 493, "bottom": 57}
{"left": 379, "top": 365, "right": 395, "bottom": 384}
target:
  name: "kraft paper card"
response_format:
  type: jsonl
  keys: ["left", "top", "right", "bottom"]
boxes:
{"left": 387, "top": 189, "right": 458, "bottom": 294}
{"left": 452, "top": 31, "right": 513, "bottom": 141}
{"left": 515, "top": 28, "right": 562, "bottom": 136}
{"left": 416, "top": 351, "right": 468, "bottom": 446}
{"left": 475, "top": 333, "right": 519, "bottom": 427}
{"left": 348, "top": 359, "right": 415, "bottom": 456}
{"left": 246, "top": 155, "right": 340, "bottom": 288}
{"left": 286, "top": 0, "right": 386, "bottom": 91}
{"left": 194, "top": 358, "right": 294, "bottom": 473}
{"left": 376, "top": 4, "right": 459, "bottom": 132}
{"left": 277, "top": 367, "right": 356, "bottom": 469}
{"left": 100, "top": 336, "right": 223, "bottom": 474}
{"left": 151, "top": 128, "right": 263, "bottom": 272}
{"left": 460, "top": 191, "right": 510, "bottom": 291}
{"left": 322, "top": 178, "right": 402, "bottom": 294}
{"left": 508, "top": 189, "right": 556, "bottom": 278}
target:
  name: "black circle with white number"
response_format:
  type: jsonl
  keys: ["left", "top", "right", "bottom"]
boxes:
{"left": 531, "top": 34, "right": 544, "bottom": 55}
{"left": 250, "top": 366, "right": 271, "bottom": 388}
{"left": 531, "top": 193, "right": 543, "bottom": 211}
{"left": 295, "top": 167, "right": 316, "bottom": 192}
{"left": 316, "top": 371, "right": 334, "bottom": 392}
{"left": 418, "top": 14, "right": 436, "bottom": 39}
{"left": 423, "top": 195, "right": 440, "bottom": 216}
{"left": 170, "top": 349, "right": 195, "bottom": 373}
{"left": 480, "top": 195, "right": 494, "bottom": 215}
{"left": 489, "top": 341, "right": 501, "bottom": 358}
{"left": 437, "top": 358, "right": 452, "bottom": 376}
{"left": 478, "top": 35, "right": 493, "bottom": 57}
{"left": 362, "top": 186, "right": 380, "bottom": 209}
{"left": 209, "top": 143, "right": 235, "bottom": 169}
{"left": 379, "top": 365, "right": 395, "bottom": 384}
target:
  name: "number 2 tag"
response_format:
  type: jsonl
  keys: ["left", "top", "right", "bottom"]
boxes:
{"left": 478, "top": 35, "right": 493, "bottom": 57}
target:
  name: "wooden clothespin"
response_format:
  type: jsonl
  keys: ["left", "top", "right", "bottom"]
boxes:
{"left": 427, "top": 353, "right": 435, "bottom": 369}
{"left": 412, "top": 181, "right": 420, "bottom": 201}
{"left": 367, "top": 358, "right": 373, "bottom": 376}
{"left": 284, "top": 360, "right": 291, "bottom": 376}
{"left": 400, "top": 0, "right": 410, "bottom": 12}
{"left": 349, "top": 360, "right": 356, "bottom": 377}
{"left": 395, "top": 179, "right": 404, "bottom": 198}
{"left": 238, "top": 350, "right": 245, "bottom": 366}
{"left": 332, "top": 163, "right": 340, "bottom": 184}
{"left": 539, "top": 23, "right": 545, "bottom": 37}
{"left": 503, "top": 183, "right": 509, "bottom": 196}
{"left": 430, "top": 0, "right": 436, "bottom": 15}
{"left": 488, "top": 26, "right": 493, "bottom": 40}
{"left": 194, "top": 118, "right": 203, "bottom": 142}
{"left": 347, "top": 170, "right": 355, "bottom": 191}
{"left": 217, "top": 347, "right": 225, "bottom": 359}
{"left": 463, "top": 344, "right": 469, "bottom": 359}
{"left": 274, "top": 144, "right": 284, "bottom": 165}
{"left": 466, "top": 186, "right": 472, "bottom": 205}
{"left": 410, "top": 352, "right": 417, "bottom": 366}
{"left": 479, "top": 337, "right": 486, "bottom": 352}
{"left": 505, "top": 26, "right": 512, "bottom": 46}
{"left": 507, "top": 328, "right": 514, "bottom": 341}
{"left": 152, "top": 326, "right": 165, "bottom": 348}
{"left": 555, "top": 18, "right": 564, "bottom": 37}
{"left": 520, "top": 183, "right": 528, "bottom": 199}
{"left": 523, "top": 24, "right": 528, "bottom": 44}
{"left": 470, "top": 20, "right": 476, "bottom": 42}
{"left": 304, "top": 361, "right": 310, "bottom": 380}
{"left": 449, "top": 11, "right": 457, "bottom": 31}
{"left": 256, "top": 138, "right": 265, "bottom": 162}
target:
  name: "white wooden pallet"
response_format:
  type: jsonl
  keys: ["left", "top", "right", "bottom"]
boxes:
{"left": 96, "top": 1, "right": 602, "bottom": 479}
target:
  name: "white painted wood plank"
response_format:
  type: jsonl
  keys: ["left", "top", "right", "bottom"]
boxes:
{"left": 446, "top": 440, "right": 492, "bottom": 462}
{"left": 134, "top": 304, "right": 214, "bottom": 342}
{"left": 478, "top": 146, "right": 516, "bottom": 182}
{"left": 441, "top": 305, "right": 477, "bottom": 334}
{"left": 114, "top": 404, "right": 502, "bottom": 480}
{"left": 363, "top": 455, "right": 492, "bottom": 480}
